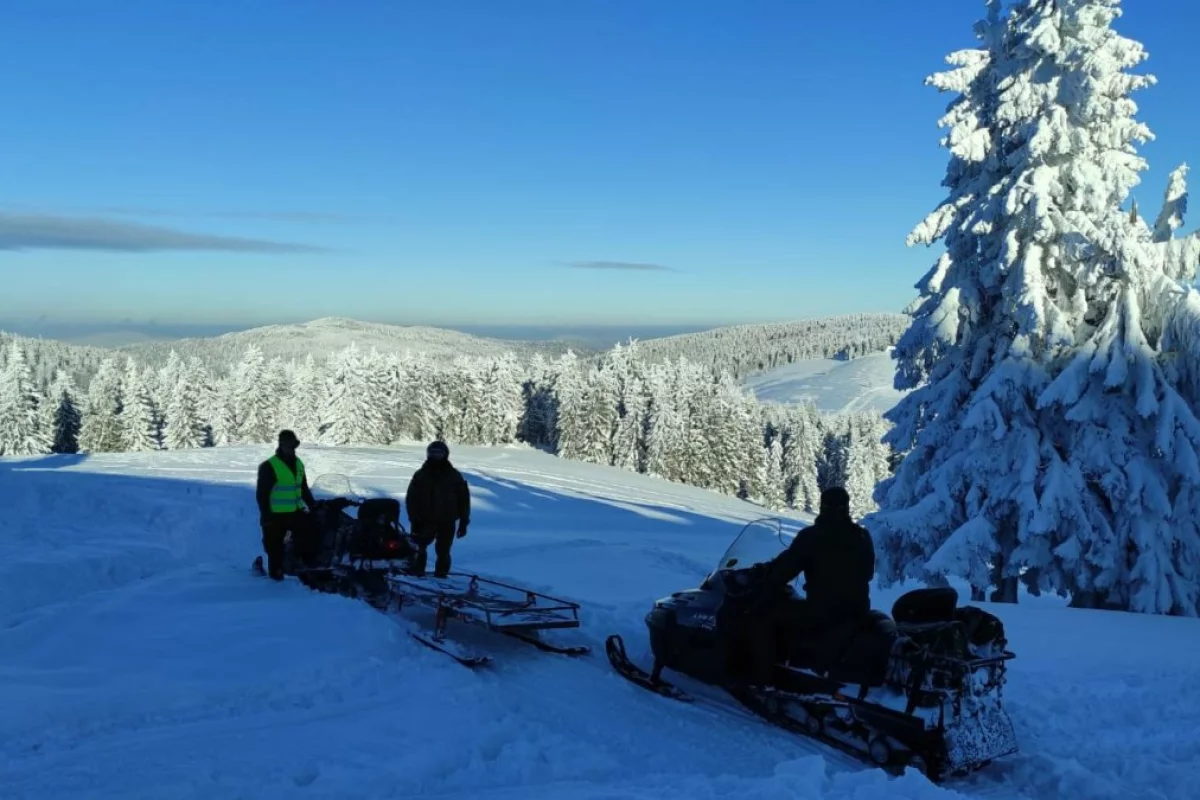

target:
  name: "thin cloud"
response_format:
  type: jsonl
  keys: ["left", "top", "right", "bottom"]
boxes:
{"left": 0, "top": 212, "right": 328, "bottom": 253}
{"left": 0, "top": 203, "right": 385, "bottom": 224}
{"left": 564, "top": 260, "right": 678, "bottom": 272}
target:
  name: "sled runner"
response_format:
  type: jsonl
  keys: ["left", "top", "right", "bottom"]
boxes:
{"left": 253, "top": 473, "right": 590, "bottom": 666}
{"left": 604, "top": 517, "right": 1018, "bottom": 782}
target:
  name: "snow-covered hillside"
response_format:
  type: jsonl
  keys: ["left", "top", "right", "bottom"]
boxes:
{"left": 119, "top": 317, "right": 584, "bottom": 370}
{"left": 630, "top": 313, "right": 909, "bottom": 380}
{"left": 744, "top": 349, "right": 907, "bottom": 415}
{"left": 1, "top": 444, "right": 1195, "bottom": 799}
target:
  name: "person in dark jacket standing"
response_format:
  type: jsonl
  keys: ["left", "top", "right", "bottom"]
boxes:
{"left": 256, "top": 429, "right": 319, "bottom": 580}
{"left": 742, "top": 486, "right": 876, "bottom": 683}
{"left": 405, "top": 440, "right": 471, "bottom": 578}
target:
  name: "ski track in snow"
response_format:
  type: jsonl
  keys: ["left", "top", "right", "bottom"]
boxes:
{"left": 1, "top": 443, "right": 1197, "bottom": 799}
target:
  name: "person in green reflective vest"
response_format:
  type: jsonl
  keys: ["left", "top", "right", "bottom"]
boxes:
{"left": 255, "top": 429, "right": 319, "bottom": 580}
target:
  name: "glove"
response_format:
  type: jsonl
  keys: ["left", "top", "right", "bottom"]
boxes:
{"left": 456, "top": 522, "right": 468, "bottom": 539}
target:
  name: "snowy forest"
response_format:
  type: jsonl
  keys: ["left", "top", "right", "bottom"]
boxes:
{"left": 630, "top": 313, "right": 910, "bottom": 379}
{"left": 864, "top": 0, "right": 1200, "bottom": 619}
{"left": 0, "top": 336, "right": 894, "bottom": 520}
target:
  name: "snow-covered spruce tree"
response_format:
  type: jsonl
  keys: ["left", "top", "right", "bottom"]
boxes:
{"left": 78, "top": 358, "right": 124, "bottom": 453}
{"left": 480, "top": 353, "right": 523, "bottom": 445}
{"left": 227, "top": 344, "right": 274, "bottom": 444}
{"left": 119, "top": 359, "right": 161, "bottom": 452}
{"left": 643, "top": 361, "right": 688, "bottom": 482}
{"left": 780, "top": 403, "right": 823, "bottom": 512}
{"left": 398, "top": 353, "right": 440, "bottom": 443}
{"left": 284, "top": 354, "right": 324, "bottom": 442}
{"left": 517, "top": 353, "right": 557, "bottom": 448}
{"left": 843, "top": 413, "right": 891, "bottom": 519}
{"left": 817, "top": 417, "right": 850, "bottom": 493}
{"left": 868, "top": 0, "right": 1200, "bottom": 615}
{"left": 551, "top": 352, "right": 590, "bottom": 461}
{"left": 164, "top": 361, "right": 206, "bottom": 450}
{"left": 320, "top": 344, "right": 389, "bottom": 446}
{"left": 46, "top": 369, "right": 82, "bottom": 454}
{"left": 0, "top": 339, "right": 51, "bottom": 455}
{"left": 763, "top": 436, "right": 787, "bottom": 511}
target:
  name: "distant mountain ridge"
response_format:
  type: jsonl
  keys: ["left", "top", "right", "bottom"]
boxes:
{"left": 2, "top": 312, "right": 913, "bottom": 388}
{"left": 115, "top": 316, "right": 587, "bottom": 370}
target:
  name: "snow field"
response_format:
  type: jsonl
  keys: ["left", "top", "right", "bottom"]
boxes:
{"left": 743, "top": 350, "right": 907, "bottom": 415}
{"left": 0, "top": 443, "right": 1197, "bottom": 798}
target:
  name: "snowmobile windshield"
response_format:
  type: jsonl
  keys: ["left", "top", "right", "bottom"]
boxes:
{"left": 715, "top": 518, "right": 793, "bottom": 572}
{"left": 310, "top": 473, "right": 362, "bottom": 501}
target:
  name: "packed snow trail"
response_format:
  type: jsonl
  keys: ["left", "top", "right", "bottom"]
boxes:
{"left": 1, "top": 444, "right": 1197, "bottom": 799}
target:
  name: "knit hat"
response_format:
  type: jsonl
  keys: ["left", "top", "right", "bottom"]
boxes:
{"left": 819, "top": 486, "right": 850, "bottom": 513}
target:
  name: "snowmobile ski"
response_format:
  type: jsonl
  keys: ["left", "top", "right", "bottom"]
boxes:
{"left": 410, "top": 630, "right": 492, "bottom": 667}
{"left": 503, "top": 629, "right": 591, "bottom": 656}
{"left": 605, "top": 634, "right": 692, "bottom": 701}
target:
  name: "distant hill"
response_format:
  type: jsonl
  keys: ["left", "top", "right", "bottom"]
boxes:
{"left": 116, "top": 317, "right": 589, "bottom": 371}
{"left": 629, "top": 313, "right": 911, "bottom": 380}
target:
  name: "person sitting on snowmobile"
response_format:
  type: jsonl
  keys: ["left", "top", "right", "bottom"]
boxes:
{"left": 742, "top": 486, "right": 876, "bottom": 683}
{"left": 404, "top": 440, "right": 471, "bottom": 578}
{"left": 256, "top": 429, "right": 320, "bottom": 580}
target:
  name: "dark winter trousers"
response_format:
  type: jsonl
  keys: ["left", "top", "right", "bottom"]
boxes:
{"left": 261, "top": 511, "right": 319, "bottom": 578}
{"left": 743, "top": 597, "right": 821, "bottom": 685}
{"left": 412, "top": 522, "right": 456, "bottom": 577}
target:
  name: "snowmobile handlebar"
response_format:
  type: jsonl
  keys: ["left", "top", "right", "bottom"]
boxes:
{"left": 310, "top": 496, "right": 362, "bottom": 511}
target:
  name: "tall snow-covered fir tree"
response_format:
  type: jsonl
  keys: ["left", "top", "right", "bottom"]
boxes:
{"left": 228, "top": 345, "right": 274, "bottom": 444}
{"left": 762, "top": 436, "right": 787, "bottom": 511}
{"left": 283, "top": 354, "right": 324, "bottom": 442}
{"left": 164, "top": 361, "right": 207, "bottom": 450}
{"left": 320, "top": 344, "right": 389, "bottom": 446}
{"left": 78, "top": 358, "right": 124, "bottom": 453}
{"left": 779, "top": 403, "right": 823, "bottom": 513}
{"left": 46, "top": 369, "right": 82, "bottom": 454}
{"left": 119, "top": 359, "right": 161, "bottom": 452}
{"left": 0, "top": 340, "right": 51, "bottom": 456}
{"left": 867, "top": 0, "right": 1200, "bottom": 615}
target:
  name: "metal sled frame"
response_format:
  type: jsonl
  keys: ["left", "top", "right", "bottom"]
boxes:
{"left": 381, "top": 569, "right": 589, "bottom": 664}
{"left": 387, "top": 571, "right": 583, "bottom": 633}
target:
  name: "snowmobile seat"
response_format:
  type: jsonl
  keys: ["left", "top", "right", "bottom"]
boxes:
{"left": 822, "top": 610, "right": 899, "bottom": 686}
{"left": 358, "top": 497, "right": 401, "bottom": 530}
{"left": 891, "top": 587, "right": 958, "bottom": 625}
{"left": 346, "top": 497, "right": 413, "bottom": 562}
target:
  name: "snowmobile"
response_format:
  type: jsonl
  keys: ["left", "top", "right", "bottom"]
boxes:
{"left": 253, "top": 473, "right": 590, "bottom": 666}
{"left": 605, "top": 518, "right": 1018, "bottom": 782}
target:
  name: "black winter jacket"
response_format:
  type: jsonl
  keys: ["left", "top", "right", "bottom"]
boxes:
{"left": 405, "top": 460, "right": 470, "bottom": 530}
{"left": 760, "top": 511, "right": 876, "bottom": 621}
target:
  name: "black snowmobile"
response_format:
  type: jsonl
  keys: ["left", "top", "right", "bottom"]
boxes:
{"left": 254, "top": 473, "right": 589, "bottom": 666}
{"left": 605, "top": 518, "right": 1018, "bottom": 782}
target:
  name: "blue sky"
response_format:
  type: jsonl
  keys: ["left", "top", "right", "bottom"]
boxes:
{"left": 2, "top": 0, "right": 1198, "bottom": 331}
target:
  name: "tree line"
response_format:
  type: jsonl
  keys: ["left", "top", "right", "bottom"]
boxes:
{"left": 0, "top": 337, "right": 895, "bottom": 517}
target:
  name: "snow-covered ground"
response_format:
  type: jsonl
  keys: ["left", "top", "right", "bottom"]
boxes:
{"left": 1, "top": 443, "right": 1196, "bottom": 799}
{"left": 744, "top": 349, "right": 908, "bottom": 414}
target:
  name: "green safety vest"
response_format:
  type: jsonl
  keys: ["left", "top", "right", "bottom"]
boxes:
{"left": 267, "top": 455, "right": 306, "bottom": 513}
